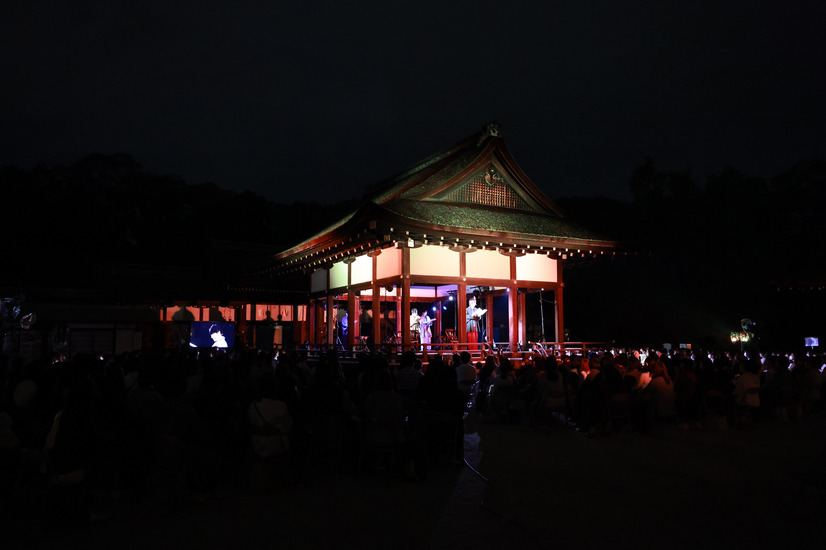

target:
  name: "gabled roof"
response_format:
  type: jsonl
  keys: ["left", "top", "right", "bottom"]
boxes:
{"left": 266, "top": 123, "right": 618, "bottom": 274}
{"left": 361, "top": 122, "right": 563, "bottom": 216}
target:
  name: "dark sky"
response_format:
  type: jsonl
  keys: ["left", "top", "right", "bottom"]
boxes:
{"left": 2, "top": 1, "right": 825, "bottom": 205}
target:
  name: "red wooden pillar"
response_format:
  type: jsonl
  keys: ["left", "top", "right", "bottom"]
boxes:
{"left": 354, "top": 295, "right": 362, "bottom": 337}
{"left": 508, "top": 287, "right": 518, "bottom": 351}
{"left": 508, "top": 255, "right": 518, "bottom": 351}
{"left": 555, "top": 286, "right": 565, "bottom": 343}
{"left": 435, "top": 301, "right": 442, "bottom": 344}
{"left": 326, "top": 294, "right": 335, "bottom": 347}
{"left": 401, "top": 248, "right": 411, "bottom": 350}
{"left": 395, "top": 297, "right": 402, "bottom": 344}
{"left": 458, "top": 250, "right": 468, "bottom": 344}
{"left": 317, "top": 300, "right": 325, "bottom": 345}
{"left": 308, "top": 299, "right": 317, "bottom": 345}
{"left": 485, "top": 293, "right": 494, "bottom": 346}
{"left": 290, "top": 304, "right": 303, "bottom": 345}
{"left": 555, "top": 260, "right": 565, "bottom": 343}
{"left": 247, "top": 303, "right": 256, "bottom": 348}
{"left": 347, "top": 292, "right": 356, "bottom": 347}
{"left": 371, "top": 251, "right": 381, "bottom": 346}
{"left": 372, "top": 289, "right": 380, "bottom": 346}
{"left": 457, "top": 282, "right": 467, "bottom": 344}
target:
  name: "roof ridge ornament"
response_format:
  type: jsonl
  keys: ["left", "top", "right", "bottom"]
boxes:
{"left": 484, "top": 165, "right": 502, "bottom": 186}
{"left": 477, "top": 122, "right": 502, "bottom": 146}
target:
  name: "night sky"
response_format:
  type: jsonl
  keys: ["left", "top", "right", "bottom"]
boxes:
{"left": 3, "top": 1, "right": 825, "bottom": 205}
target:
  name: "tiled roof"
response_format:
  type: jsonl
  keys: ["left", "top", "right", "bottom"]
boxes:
{"left": 271, "top": 123, "right": 617, "bottom": 267}
{"left": 367, "top": 147, "right": 484, "bottom": 203}
{"left": 380, "top": 199, "right": 612, "bottom": 243}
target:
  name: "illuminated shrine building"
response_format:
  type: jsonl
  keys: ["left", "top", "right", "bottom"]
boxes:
{"left": 263, "top": 123, "right": 617, "bottom": 352}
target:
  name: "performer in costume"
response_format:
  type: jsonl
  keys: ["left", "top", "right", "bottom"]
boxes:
{"left": 409, "top": 308, "right": 421, "bottom": 347}
{"left": 339, "top": 310, "right": 348, "bottom": 337}
{"left": 418, "top": 309, "right": 433, "bottom": 347}
{"left": 409, "top": 308, "right": 421, "bottom": 332}
{"left": 466, "top": 297, "right": 486, "bottom": 343}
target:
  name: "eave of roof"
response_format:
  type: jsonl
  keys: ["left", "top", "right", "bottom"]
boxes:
{"left": 380, "top": 199, "right": 614, "bottom": 245}
{"left": 266, "top": 123, "right": 620, "bottom": 274}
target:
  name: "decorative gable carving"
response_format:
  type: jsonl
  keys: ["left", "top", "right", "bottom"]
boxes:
{"left": 444, "top": 165, "right": 531, "bottom": 211}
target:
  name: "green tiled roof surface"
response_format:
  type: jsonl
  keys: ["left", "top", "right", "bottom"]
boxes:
{"left": 382, "top": 199, "right": 612, "bottom": 242}
{"left": 397, "top": 148, "right": 484, "bottom": 199}
{"left": 274, "top": 126, "right": 617, "bottom": 262}
{"left": 362, "top": 146, "right": 484, "bottom": 204}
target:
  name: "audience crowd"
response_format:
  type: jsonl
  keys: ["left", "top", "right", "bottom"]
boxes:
{"left": 514, "top": 347, "right": 825, "bottom": 436}
{"left": 1, "top": 344, "right": 823, "bottom": 528}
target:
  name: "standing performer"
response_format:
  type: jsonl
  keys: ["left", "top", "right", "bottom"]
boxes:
{"left": 418, "top": 309, "right": 433, "bottom": 348}
{"left": 409, "top": 308, "right": 421, "bottom": 347}
{"left": 409, "top": 308, "right": 421, "bottom": 332}
{"left": 466, "top": 297, "right": 486, "bottom": 343}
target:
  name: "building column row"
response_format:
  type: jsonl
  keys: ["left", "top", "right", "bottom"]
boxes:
{"left": 308, "top": 253, "right": 564, "bottom": 352}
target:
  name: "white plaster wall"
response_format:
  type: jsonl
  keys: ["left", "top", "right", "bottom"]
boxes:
{"left": 330, "top": 261, "right": 348, "bottom": 289}
{"left": 377, "top": 246, "right": 402, "bottom": 279}
{"left": 515, "top": 254, "right": 557, "bottom": 283}
{"left": 466, "top": 248, "right": 510, "bottom": 280}
{"left": 410, "top": 244, "right": 460, "bottom": 277}
{"left": 351, "top": 255, "right": 372, "bottom": 285}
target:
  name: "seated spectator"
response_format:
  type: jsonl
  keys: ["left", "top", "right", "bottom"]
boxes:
{"left": 412, "top": 354, "right": 465, "bottom": 461}
{"left": 394, "top": 351, "right": 422, "bottom": 401}
{"left": 248, "top": 374, "right": 293, "bottom": 491}
{"left": 761, "top": 354, "right": 795, "bottom": 422}
{"left": 575, "top": 356, "right": 608, "bottom": 436}
{"left": 643, "top": 361, "right": 676, "bottom": 429}
{"left": 456, "top": 351, "right": 478, "bottom": 403}
{"left": 416, "top": 354, "right": 462, "bottom": 418}
{"left": 249, "top": 375, "right": 292, "bottom": 454}
{"left": 624, "top": 357, "right": 643, "bottom": 393}
{"left": 529, "top": 356, "right": 568, "bottom": 428}
{"left": 793, "top": 356, "right": 823, "bottom": 417}
{"left": 674, "top": 358, "right": 699, "bottom": 425}
{"left": 475, "top": 355, "right": 498, "bottom": 416}
{"left": 361, "top": 369, "right": 423, "bottom": 479}
{"left": 487, "top": 358, "right": 518, "bottom": 423}
{"left": 310, "top": 360, "right": 357, "bottom": 422}
{"left": 732, "top": 358, "right": 761, "bottom": 426}
{"left": 516, "top": 358, "right": 540, "bottom": 411}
